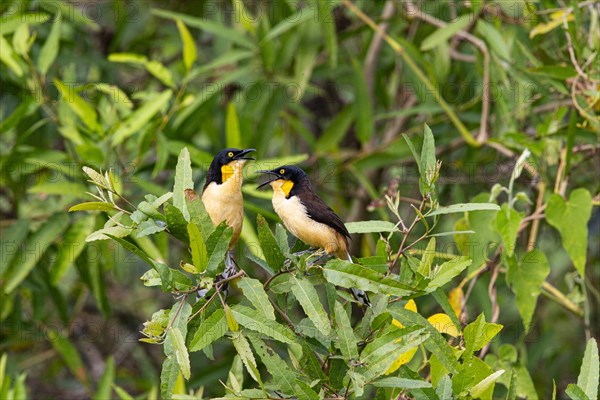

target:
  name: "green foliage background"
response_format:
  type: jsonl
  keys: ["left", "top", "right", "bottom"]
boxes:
{"left": 1, "top": 0, "right": 599, "bottom": 399}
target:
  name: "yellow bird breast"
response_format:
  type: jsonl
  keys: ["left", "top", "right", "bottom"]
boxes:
{"left": 270, "top": 180, "right": 342, "bottom": 255}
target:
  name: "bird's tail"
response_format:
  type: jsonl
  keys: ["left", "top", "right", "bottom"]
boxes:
{"left": 345, "top": 252, "right": 371, "bottom": 307}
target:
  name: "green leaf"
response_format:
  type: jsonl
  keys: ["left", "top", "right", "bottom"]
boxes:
{"left": 530, "top": 66, "right": 577, "bottom": 80}
{"left": 108, "top": 53, "right": 175, "bottom": 88}
{"left": 566, "top": 384, "right": 590, "bottom": 400}
{"left": 173, "top": 147, "right": 194, "bottom": 221}
{"left": 313, "top": 0, "right": 337, "bottom": 67}
{"left": 68, "top": 202, "right": 117, "bottom": 212}
{"left": 37, "top": 16, "right": 62, "bottom": 75}
{"left": 112, "top": 90, "right": 172, "bottom": 145}
{"left": 428, "top": 203, "right": 500, "bottom": 217}
{"left": 464, "top": 313, "right": 502, "bottom": 355}
{"left": 546, "top": 189, "right": 593, "bottom": 276}
{"left": 324, "top": 259, "right": 412, "bottom": 297}
{"left": 507, "top": 250, "right": 550, "bottom": 330}
{"left": 495, "top": 204, "right": 524, "bottom": 257}
{"left": 294, "top": 379, "right": 320, "bottom": 400}
{"left": 353, "top": 59, "right": 373, "bottom": 144}
{"left": 237, "top": 277, "right": 275, "bottom": 320}
{"left": 421, "top": 15, "right": 471, "bottom": 51}
{"left": 160, "top": 356, "right": 179, "bottom": 400}
{"left": 164, "top": 203, "right": 189, "bottom": 243}
{"left": 257, "top": 214, "right": 286, "bottom": 270}
{"left": 248, "top": 336, "right": 297, "bottom": 395}
{"left": 470, "top": 369, "right": 505, "bottom": 398}
{"left": 205, "top": 223, "right": 233, "bottom": 276}
{"left": 94, "top": 357, "right": 115, "bottom": 400}
{"left": 113, "top": 385, "right": 134, "bottom": 400}
{"left": 144, "top": 60, "right": 176, "bottom": 88}
{"left": 418, "top": 237, "right": 436, "bottom": 277}
{"left": 435, "top": 375, "right": 453, "bottom": 399}
{"left": 345, "top": 220, "right": 399, "bottom": 234}
{"left": 316, "top": 106, "right": 354, "bottom": 152}
{"left": 12, "top": 23, "right": 30, "bottom": 56}
{"left": 176, "top": 18, "right": 197, "bottom": 71}
{"left": 48, "top": 329, "right": 88, "bottom": 385}
{"left": 187, "top": 223, "right": 208, "bottom": 272}
{"left": 231, "top": 305, "right": 296, "bottom": 343}
{"left": 86, "top": 226, "right": 133, "bottom": 242}
{"left": 189, "top": 309, "right": 227, "bottom": 352}
{"left": 334, "top": 301, "right": 358, "bottom": 361}
{"left": 152, "top": 8, "right": 255, "bottom": 49}
{"left": 452, "top": 357, "right": 494, "bottom": 398}
{"left": 4, "top": 213, "right": 70, "bottom": 293}
{"left": 420, "top": 124, "right": 437, "bottom": 190}
{"left": 54, "top": 79, "right": 101, "bottom": 133}
{"left": 358, "top": 326, "right": 429, "bottom": 381}
{"left": 476, "top": 21, "right": 511, "bottom": 61}
{"left": 169, "top": 328, "right": 191, "bottom": 380}
{"left": 427, "top": 256, "right": 471, "bottom": 291}
{"left": 290, "top": 275, "right": 331, "bottom": 337}
{"left": 51, "top": 215, "right": 96, "bottom": 284}
{"left": 225, "top": 102, "right": 241, "bottom": 148}
{"left": 372, "top": 377, "right": 432, "bottom": 389}
{"left": 231, "top": 331, "right": 262, "bottom": 385}
{"left": 261, "top": 9, "right": 314, "bottom": 42}
{"left": 577, "top": 339, "right": 599, "bottom": 400}
{"left": 136, "top": 219, "right": 167, "bottom": 238}
{"left": 0, "top": 219, "right": 29, "bottom": 277}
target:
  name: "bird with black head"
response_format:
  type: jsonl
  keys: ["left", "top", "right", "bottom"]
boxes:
{"left": 258, "top": 165, "right": 371, "bottom": 307}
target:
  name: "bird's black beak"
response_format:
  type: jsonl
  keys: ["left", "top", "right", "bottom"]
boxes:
{"left": 233, "top": 148, "right": 256, "bottom": 161}
{"left": 256, "top": 170, "right": 282, "bottom": 189}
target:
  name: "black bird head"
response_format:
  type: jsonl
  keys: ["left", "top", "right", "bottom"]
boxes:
{"left": 205, "top": 148, "right": 255, "bottom": 187}
{"left": 257, "top": 165, "right": 308, "bottom": 197}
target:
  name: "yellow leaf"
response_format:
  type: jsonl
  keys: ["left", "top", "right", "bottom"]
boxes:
{"left": 385, "top": 347, "right": 418, "bottom": 374}
{"left": 405, "top": 299, "right": 418, "bottom": 312}
{"left": 449, "top": 287, "right": 463, "bottom": 317}
{"left": 530, "top": 11, "right": 574, "bottom": 38}
{"left": 427, "top": 313, "right": 459, "bottom": 337}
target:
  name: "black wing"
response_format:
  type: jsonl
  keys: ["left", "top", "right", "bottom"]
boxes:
{"left": 296, "top": 189, "right": 350, "bottom": 239}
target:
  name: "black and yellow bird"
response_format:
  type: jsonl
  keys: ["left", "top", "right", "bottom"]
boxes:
{"left": 201, "top": 148, "right": 255, "bottom": 284}
{"left": 257, "top": 165, "right": 371, "bottom": 306}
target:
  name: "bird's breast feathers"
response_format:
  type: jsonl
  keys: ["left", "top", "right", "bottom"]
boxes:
{"left": 202, "top": 177, "right": 244, "bottom": 236}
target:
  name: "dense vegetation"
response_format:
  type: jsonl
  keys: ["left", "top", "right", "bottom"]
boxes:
{"left": 1, "top": 0, "right": 598, "bottom": 399}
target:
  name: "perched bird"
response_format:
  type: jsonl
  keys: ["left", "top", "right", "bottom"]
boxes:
{"left": 199, "top": 148, "right": 255, "bottom": 294}
{"left": 257, "top": 165, "right": 371, "bottom": 306}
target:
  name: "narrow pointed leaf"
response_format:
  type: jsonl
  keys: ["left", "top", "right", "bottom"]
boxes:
{"left": 238, "top": 277, "right": 275, "bottom": 320}
{"left": 290, "top": 275, "right": 331, "bottom": 337}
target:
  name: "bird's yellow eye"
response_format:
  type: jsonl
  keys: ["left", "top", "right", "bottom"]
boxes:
{"left": 279, "top": 169, "right": 285, "bottom": 175}
{"left": 228, "top": 152, "right": 234, "bottom": 157}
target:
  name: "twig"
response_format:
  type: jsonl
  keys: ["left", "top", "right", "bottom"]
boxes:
{"left": 388, "top": 196, "right": 428, "bottom": 273}
{"left": 480, "top": 263, "right": 500, "bottom": 358}
{"left": 541, "top": 281, "right": 584, "bottom": 317}
{"left": 527, "top": 182, "right": 546, "bottom": 251}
